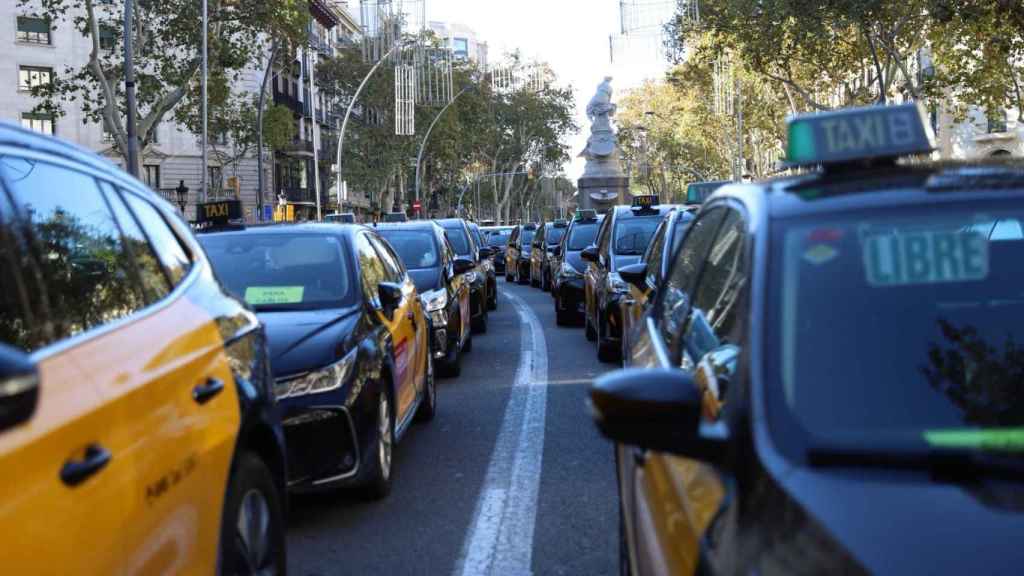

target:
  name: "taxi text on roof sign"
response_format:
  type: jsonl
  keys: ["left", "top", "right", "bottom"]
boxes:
{"left": 631, "top": 194, "right": 658, "bottom": 208}
{"left": 785, "top": 103, "right": 936, "bottom": 167}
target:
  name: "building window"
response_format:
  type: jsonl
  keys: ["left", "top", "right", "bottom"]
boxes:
{"left": 99, "top": 25, "right": 116, "bottom": 52}
{"left": 208, "top": 166, "right": 224, "bottom": 194}
{"left": 16, "top": 16, "right": 50, "bottom": 45}
{"left": 453, "top": 37, "right": 469, "bottom": 59}
{"left": 21, "top": 113, "right": 54, "bottom": 135}
{"left": 988, "top": 109, "right": 1009, "bottom": 134}
{"left": 143, "top": 164, "right": 160, "bottom": 189}
{"left": 18, "top": 66, "right": 52, "bottom": 92}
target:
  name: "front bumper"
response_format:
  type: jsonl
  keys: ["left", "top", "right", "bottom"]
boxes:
{"left": 494, "top": 253, "right": 506, "bottom": 273}
{"left": 555, "top": 277, "right": 586, "bottom": 315}
{"left": 280, "top": 394, "right": 360, "bottom": 491}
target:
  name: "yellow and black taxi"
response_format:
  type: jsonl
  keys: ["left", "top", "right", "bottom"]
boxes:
{"left": 618, "top": 206, "right": 696, "bottom": 365}
{"left": 199, "top": 222, "right": 434, "bottom": 499}
{"left": 582, "top": 195, "right": 676, "bottom": 362}
{"left": 592, "top": 103, "right": 1024, "bottom": 575}
{"left": 529, "top": 219, "right": 568, "bottom": 291}
{"left": 0, "top": 123, "right": 288, "bottom": 573}
{"left": 506, "top": 222, "right": 538, "bottom": 284}
{"left": 376, "top": 220, "right": 474, "bottom": 377}
{"left": 436, "top": 218, "right": 493, "bottom": 333}
{"left": 552, "top": 210, "right": 603, "bottom": 325}
{"left": 467, "top": 221, "right": 498, "bottom": 311}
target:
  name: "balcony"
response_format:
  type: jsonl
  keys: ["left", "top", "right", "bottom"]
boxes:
{"left": 277, "top": 138, "right": 315, "bottom": 157}
{"left": 273, "top": 85, "right": 310, "bottom": 117}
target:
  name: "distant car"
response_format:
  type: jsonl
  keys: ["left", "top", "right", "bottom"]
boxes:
{"left": 582, "top": 196, "right": 677, "bottom": 362}
{"left": 325, "top": 212, "right": 356, "bottom": 223}
{"left": 530, "top": 220, "right": 568, "bottom": 291}
{"left": 200, "top": 223, "right": 435, "bottom": 500}
{"left": 618, "top": 207, "right": 696, "bottom": 364}
{"left": 468, "top": 222, "right": 498, "bottom": 310}
{"left": 377, "top": 221, "right": 474, "bottom": 376}
{"left": 435, "top": 218, "right": 492, "bottom": 333}
{"left": 385, "top": 212, "right": 409, "bottom": 222}
{"left": 506, "top": 223, "right": 538, "bottom": 284}
{"left": 0, "top": 122, "right": 288, "bottom": 574}
{"left": 684, "top": 180, "right": 729, "bottom": 205}
{"left": 482, "top": 225, "right": 514, "bottom": 275}
{"left": 552, "top": 212, "right": 603, "bottom": 325}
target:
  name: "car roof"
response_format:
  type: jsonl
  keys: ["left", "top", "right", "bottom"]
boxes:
{"left": 435, "top": 218, "right": 467, "bottom": 228}
{"left": 610, "top": 204, "right": 679, "bottom": 219}
{"left": 375, "top": 221, "right": 443, "bottom": 232}
{"left": 197, "top": 222, "right": 368, "bottom": 239}
{"left": 710, "top": 162, "right": 1024, "bottom": 222}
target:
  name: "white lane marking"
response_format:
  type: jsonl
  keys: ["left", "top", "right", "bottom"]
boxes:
{"left": 455, "top": 291, "right": 548, "bottom": 576}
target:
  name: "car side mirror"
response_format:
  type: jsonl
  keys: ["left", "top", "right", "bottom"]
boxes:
{"left": 619, "top": 262, "right": 647, "bottom": 289}
{"left": 453, "top": 257, "right": 475, "bottom": 275}
{"left": 479, "top": 247, "right": 494, "bottom": 259}
{"left": 589, "top": 368, "right": 728, "bottom": 462}
{"left": 0, "top": 342, "right": 39, "bottom": 432}
{"left": 377, "top": 282, "right": 403, "bottom": 319}
{"left": 580, "top": 245, "right": 599, "bottom": 263}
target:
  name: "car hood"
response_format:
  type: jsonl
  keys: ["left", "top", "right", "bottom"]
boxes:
{"left": 408, "top": 268, "right": 441, "bottom": 293}
{"left": 257, "top": 307, "right": 361, "bottom": 378}
{"left": 777, "top": 465, "right": 1024, "bottom": 574}
{"left": 613, "top": 255, "right": 642, "bottom": 270}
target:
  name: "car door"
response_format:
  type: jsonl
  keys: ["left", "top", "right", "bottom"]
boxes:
{"left": 623, "top": 218, "right": 668, "bottom": 360}
{"left": 442, "top": 233, "right": 471, "bottom": 342}
{"left": 627, "top": 207, "right": 748, "bottom": 576}
{"left": 586, "top": 215, "right": 612, "bottom": 325}
{"left": 101, "top": 185, "right": 241, "bottom": 575}
{"left": 593, "top": 212, "right": 614, "bottom": 322}
{"left": 369, "top": 233, "right": 426, "bottom": 425}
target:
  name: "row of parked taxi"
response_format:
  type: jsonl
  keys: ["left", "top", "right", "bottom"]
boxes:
{"left": 0, "top": 121, "right": 502, "bottom": 573}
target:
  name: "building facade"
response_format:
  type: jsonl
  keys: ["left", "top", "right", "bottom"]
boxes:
{"left": 427, "top": 21, "right": 489, "bottom": 69}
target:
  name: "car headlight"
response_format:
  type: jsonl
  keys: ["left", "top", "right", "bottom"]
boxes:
{"left": 560, "top": 261, "right": 582, "bottom": 278}
{"left": 465, "top": 270, "right": 480, "bottom": 284}
{"left": 274, "top": 347, "right": 357, "bottom": 400}
{"left": 421, "top": 288, "right": 448, "bottom": 312}
{"left": 608, "top": 272, "right": 629, "bottom": 294}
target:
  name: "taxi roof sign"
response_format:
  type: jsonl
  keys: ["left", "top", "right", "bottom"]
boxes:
{"left": 785, "top": 103, "right": 935, "bottom": 168}
{"left": 574, "top": 209, "right": 598, "bottom": 221}
{"left": 631, "top": 194, "right": 658, "bottom": 209}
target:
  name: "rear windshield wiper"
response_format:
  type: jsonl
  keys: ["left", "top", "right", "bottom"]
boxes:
{"left": 807, "top": 444, "right": 1024, "bottom": 482}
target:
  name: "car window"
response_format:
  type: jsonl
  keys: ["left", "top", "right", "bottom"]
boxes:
{"left": 121, "top": 192, "right": 192, "bottom": 286}
{"left": 671, "top": 213, "right": 695, "bottom": 255}
{"left": 614, "top": 215, "right": 662, "bottom": 256}
{"left": 355, "top": 233, "right": 388, "bottom": 305}
{"left": 379, "top": 229, "right": 439, "bottom": 270}
{"left": 201, "top": 233, "right": 354, "bottom": 310}
{"left": 546, "top": 226, "right": 566, "bottom": 246}
{"left": 446, "top": 226, "right": 471, "bottom": 256}
{"left": 368, "top": 234, "right": 405, "bottom": 283}
{"left": 520, "top": 228, "right": 535, "bottom": 247}
{"left": 0, "top": 199, "right": 47, "bottom": 352}
{"left": 681, "top": 210, "right": 747, "bottom": 369}
{"left": 487, "top": 230, "right": 511, "bottom": 247}
{"left": 597, "top": 213, "right": 613, "bottom": 257}
{"left": 0, "top": 157, "right": 147, "bottom": 349}
{"left": 567, "top": 221, "right": 599, "bottom": 250}
{"left": 644, "top": 218, "right": 669, "bottom": 287}
{"left": 100, "top": 183, "right": 171, "bottom": 303}
{"left": 657, "top": 207, "right": 726, "bottom": 357}
{"left": 532, "top": 227, "right": 544, "bottom": 248}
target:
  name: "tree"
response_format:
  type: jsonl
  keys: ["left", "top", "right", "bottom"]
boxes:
{"left": 21, "top": 0, "right": 306, "bottom": 174}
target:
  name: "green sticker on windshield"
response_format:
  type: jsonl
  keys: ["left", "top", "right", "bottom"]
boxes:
{"left": 924, "top": 428, "right": 1024, "bottom": 451}
{"left": 244, "top": 286, "right": 304, "bottom": 305}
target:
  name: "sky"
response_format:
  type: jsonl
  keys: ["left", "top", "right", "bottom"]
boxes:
{"left": 425, "top": 0, "right": 674, "bottom": 181}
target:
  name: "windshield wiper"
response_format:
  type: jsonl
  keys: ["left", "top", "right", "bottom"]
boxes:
{"left": 807, "top": 444, "right": 1024, "bottom": 482}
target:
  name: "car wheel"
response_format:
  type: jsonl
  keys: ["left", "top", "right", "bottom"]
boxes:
{"left": 585, "top": 309, "right": 597, "bottom": 342}
{"left": 597, "top": 311, "right": 619, "bottom": 363}
{"left": 555, "top": 296, "right": 572, "bottom": 327}
{"left": 416, "top": 352, "right": 436, "bottom": 422}
{"left": 488, "top": 283, "right": 498, "bottom": 310}
{"left": 360, "top": 389, "right": 394, "bottom": 500}
{"left": 463, "top": 328, "right": 473, "bottom": 353}
{"left": 219, "top": 452, "right": 286, "bottom": 576}
{"left": 440, "top": 340, "right": 462, "bottom": 378}
{"left": 472, "top": 307, "right": 488, "bottom": 334}
{"left": 530, "top": 269, "right": 539, "bottom": 288}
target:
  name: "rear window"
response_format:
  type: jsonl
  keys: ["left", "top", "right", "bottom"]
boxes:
{"left": 520, "top": 230, "right": 535, "bottom": 246}
{"left": 446, "top": 227, "right": 471, "bottom": 256}
{"left": 614, "top": 216, "right": 662, "bottom": 255}
{"left": 200, "top": 234, "right": 354, "bottom": 310}
{"left": 546, "top": 227, "right": 566, "bottom": 245}
{"left": 378, "top": 230, "right": 439, "bottom": 269}
{"left": 567, "top": 222, "right": 599, "bottom": 250}
{"left": 487, "top": 230, "right": 511, "bottom": 246}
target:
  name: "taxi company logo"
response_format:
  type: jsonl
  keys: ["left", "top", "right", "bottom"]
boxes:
{"left": 204, "top": 203, "right": 230, "bottom": 218}
{"left": 803, "top": 243, "right": 838, "bottom": 266}
{"left": 819, "top": 111, "right": 916, "bottom": 155}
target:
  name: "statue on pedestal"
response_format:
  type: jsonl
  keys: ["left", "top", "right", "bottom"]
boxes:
{"left": 579, "top": 77, "right": 627, "bottom": 205}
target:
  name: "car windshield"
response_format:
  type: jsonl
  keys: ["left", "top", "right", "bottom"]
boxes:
{"left": 487, "top": 230, "right": 511, "bottom": 246}
{"left": 614, "top": 216, "right": 662, "bottom": 255}
{"left": 200, "top": 234, "right": 354, "bottom": 311}
{"left": 446, "top": 227, "right": 471, "bottom": 256}
{"left": 520, "top": 230, "right": 535, "bottom": 246}
{"left": 546, "top": 227, "right": 566, "bottom": 245}
{"left": 378, "top": 230, "right": 438, "bottom": 270}
{"left": 768, "top": 201, "right": 1024, "bottom": 454}
{"left": 567, "top": 222, "right": 599, "bottom": 250}
{"left": 469, "top": 227, "right": 484, "bottom": 250}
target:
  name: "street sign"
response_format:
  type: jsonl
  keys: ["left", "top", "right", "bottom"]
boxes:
{"left": 413, "top": 201, "right": 422, "bottom": 210}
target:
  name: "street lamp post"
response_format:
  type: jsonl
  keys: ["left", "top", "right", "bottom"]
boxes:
{"left": 415, "top": 85, "right": 474, "bottom": 215}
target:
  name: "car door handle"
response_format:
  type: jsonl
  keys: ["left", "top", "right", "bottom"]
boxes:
{"left": 192, "top": 378, "right": 225, "bottom": 405}
{"left": 60, "top": 444, "right": 111, "bottom": 487}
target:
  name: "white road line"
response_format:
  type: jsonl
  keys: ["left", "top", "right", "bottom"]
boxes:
{"left": 455, "top": 291, "right": 549, "bottom": 576}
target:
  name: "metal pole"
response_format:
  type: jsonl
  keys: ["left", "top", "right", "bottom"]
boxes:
{"left": 736, "top": 77, "right": 744, "bottom": 180}
{"left": 415, "top": 86, "right": 471, "bottom": 208}
{"left": 256, "top": 43, "right": 278, "bottom": 221}
{"left": 308, "top": 35, "right": 321, "bottom": 220}
{"left": 336, "top": 44, "right": 398, "bottom": 213}
{"left": 201, "top": 0, "right": 208, "bottom": 203}
{"left": 124, "top": 0, "right": 139, "bottom": 177}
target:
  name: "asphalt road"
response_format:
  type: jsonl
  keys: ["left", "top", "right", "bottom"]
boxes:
{"left": 286, "top": 278, "right": 620, "bottom": 576}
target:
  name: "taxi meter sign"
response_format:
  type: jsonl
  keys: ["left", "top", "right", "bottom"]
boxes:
{"left": 862, "top": 229, "right": 988, "bottom": 287}
{"left": 786, "top": 103, "right": 936, "bottom": 167}
{"left": 631, "top": 194, "right": 658, "bottom": 209}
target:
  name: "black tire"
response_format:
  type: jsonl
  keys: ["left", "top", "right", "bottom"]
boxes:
{"left": 518, "top": 264, "right": 529, "bottom": 284}
{"left": 416, "top": 352, "right": 436, "bottom": 422}
{"left": 488, "top": 283, "right": 498, "bottom": 311}
{"left": 530, "top": 269, "right": 540, "bottom": 287}
{"left": 585, "top": 311, "right": 597, "bottom": 341}
{"left": 555, "top": 300, "right": 572, "bottom": 326}
{"left": 597, "top": 312, "right": 619, "bottom": 363}
{"left": 219, "top": 452, "right": 286, "bottom": 576}
{"left": 359, "top": 389, "right": 394, "bottom": 500}
{"left": 463, "top": 329, "right": 473, "bottom": 353}
{"left": 440, "top": 344, "right": 462, "bottom": 378}
{"left": 472, "top": 307, "right": 488, "bottom": 334}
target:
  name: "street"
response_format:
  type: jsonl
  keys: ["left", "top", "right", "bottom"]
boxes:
{"left": 287, "top": 281, "right": 620, "bottom": 576}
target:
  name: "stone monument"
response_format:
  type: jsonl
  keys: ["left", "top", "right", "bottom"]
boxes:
{"left": 578, "top": 76, "right": 629, "bottom": 213}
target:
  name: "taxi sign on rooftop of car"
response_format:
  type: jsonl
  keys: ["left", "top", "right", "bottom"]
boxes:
{"left": 785, "top": 102, "right": 936, "bottom": 167}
